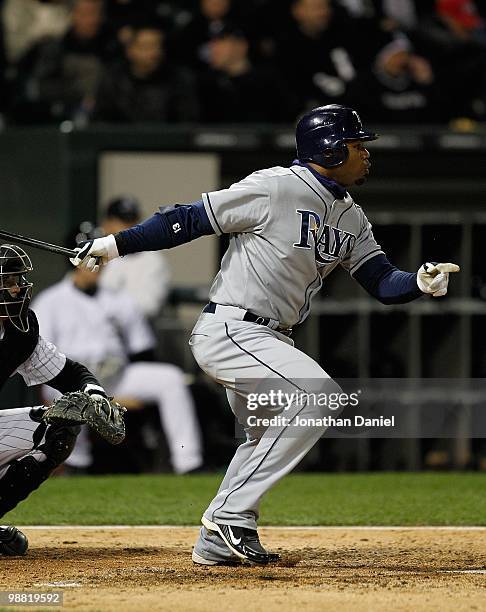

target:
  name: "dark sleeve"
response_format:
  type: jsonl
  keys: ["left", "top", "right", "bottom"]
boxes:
{"left": 114, "top": 199, "right": 215, "bottom": 255}
{"left": 129, "top": 349, "right": 156, "bottom": 363}
{"left": 353, "top": 253, "right": 423, "bottom": 304}
{"left": 47, "top": 358, "right": 102, "bottom": 394}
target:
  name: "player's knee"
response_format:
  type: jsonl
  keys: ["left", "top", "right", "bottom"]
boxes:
{"left": 0, "top": 424, "right": 79, "bottom": 518}
{"left": 42, "top": 423, "right": 80, "bottom": 468}
{"left": 159, "top": 364, "right": 186, "bottom": 388}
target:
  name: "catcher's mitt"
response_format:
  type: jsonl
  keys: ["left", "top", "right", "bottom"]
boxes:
{"left": 43, "top": 391, "right": 126, "bottom": 445}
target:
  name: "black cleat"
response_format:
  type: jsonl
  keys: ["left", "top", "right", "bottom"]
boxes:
{"left": 0, "top": 526, "right": 28, "bottom": 556}
{"left": 202, "top": 517, "right": 270, "bottom": 564}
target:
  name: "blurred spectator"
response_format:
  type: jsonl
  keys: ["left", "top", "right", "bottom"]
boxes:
{"left": 1, "top": 0, "right": 70, "bottom": 65}
{"left": 11, "top": 0, "right": 119, "bottom": 124}
{"left": 346, "top": 37, "right": 444, "bottom": 123}
{"left": 93, "top": 23, "right": 199, "bottom": 122}
{"left": 106, "top": 0, "right": 157, "bottom": 31}
{"left": 198, "top": 23, "right": 296, "bottom": 122}
{"left": 169, "top": 0, "right": 237, "bottom": 68}
{"left": 436, "top": 0, "right": 486, "bottom": 45}
{"left": 32, "top": 225, "right": 203, "bottom": 474}
{"left": 104, "top": 0, "right": 174, "bottom": 45}
{"left": 368, "top": 0, "right": 436, "bottom": 34}
{"left": 1, "top": 0, "right": 484, "bottom": 125}
{"left": 218, "top": 0, "right": 283, "bottom": 61}
{"left": 334, "top": 0, "right": 373, "bottom": 18}
{"left": 400, "top": 0, "right": 486, "bottom": 54}
{"left": 273, "top": 0, "right": 368, "bottom": 111}
{"left": 100, "top": 196, "right": 171, "bottom": 319}
{"left": 399, "top": 0, "right": 486, "bottom": 121}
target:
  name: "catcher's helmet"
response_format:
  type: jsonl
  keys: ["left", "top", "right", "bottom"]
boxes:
{"left": 296, "top": 105, "right": 378, "bottom": 169}
{"left": 0, "top": 244, "right": 33, "bottom": 332}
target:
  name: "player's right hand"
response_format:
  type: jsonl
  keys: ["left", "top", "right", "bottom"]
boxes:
{"left": 417, "top": 262, "right": 460, "bottom": 297}
{"left": 70, "top": 234, "right": 119, "bottom": 272}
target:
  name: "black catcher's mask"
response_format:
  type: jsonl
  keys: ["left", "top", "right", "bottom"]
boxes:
{"left": 0, "top": 244, "right": 33, "bottom": 332}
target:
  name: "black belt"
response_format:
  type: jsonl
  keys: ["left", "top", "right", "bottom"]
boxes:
{"left": 203, "top": 302, "right": 292, "bottom": 336}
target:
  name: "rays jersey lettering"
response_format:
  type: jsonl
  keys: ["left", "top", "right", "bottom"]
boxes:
{"left": 294, "top": 210, "right": 356, "bottom": 266}
{"left": 201, "top": 164, "right": 384, "bottom": 327}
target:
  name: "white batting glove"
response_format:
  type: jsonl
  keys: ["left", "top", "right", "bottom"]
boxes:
{"left": 417, "top": 262, "right": 460, "bottom": 297}
{"left": 70, "top": 234, "right": 119, "bottom": 272}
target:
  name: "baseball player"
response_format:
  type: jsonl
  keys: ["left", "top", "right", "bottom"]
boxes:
{"left": 32, "top": 238, "right": 202, "bottom": 475}
{"left": 71, "top": 105, "right": 459, "bottom": 565}
{"left": 0, "top": 244, "right": 119, "bottom": 556}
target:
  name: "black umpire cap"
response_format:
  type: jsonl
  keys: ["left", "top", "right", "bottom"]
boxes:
{"left": 105, "top": 196, "right": 141, "bottom": 223}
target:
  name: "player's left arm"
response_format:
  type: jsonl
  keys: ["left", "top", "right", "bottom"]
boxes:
{"left": 44, "top": 357, "right": 126, "bottom": 445}
{"left": 352, "top": 254, "right": 460, "bottom": 303}
{"left": 353, "top": 254, "right": 421, "bottom": 304}
{"left": 19, "top": 337, "right": 109, "bottom": 398}
{"left": 47, "top": 358, "right": 106, "bottom": 397}
{"left": 38, "top": 347, "right": 125, "bottom": 442}
{"left": 20, "top": 310, "right": 109, "bottom": 397}
{"left": 343, "top": 210, "right": 459, "bottom": 302}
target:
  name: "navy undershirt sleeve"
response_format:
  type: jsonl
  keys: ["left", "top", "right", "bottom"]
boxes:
{"left": 353, "top": 253, "right": 423, "bottom": 304}
{"left": 114, "top": 199, "right": 214, "bottom": 255}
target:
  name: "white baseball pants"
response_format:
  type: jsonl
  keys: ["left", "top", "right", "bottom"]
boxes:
{"left": 0, "top": 407, "right": 47, "bottom": 479}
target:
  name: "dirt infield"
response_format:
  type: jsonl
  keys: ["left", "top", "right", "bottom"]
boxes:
{"left": 1, "top": 527, "right": 485, "bottom": 611}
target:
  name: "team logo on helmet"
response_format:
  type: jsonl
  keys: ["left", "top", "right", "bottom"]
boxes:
{"left": 0, "top": 244, "right": 33, "bottom": 332}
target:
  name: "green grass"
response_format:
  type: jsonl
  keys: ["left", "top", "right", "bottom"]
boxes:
{"left": 3, "top": 472, "right": 486, "bottom": 526}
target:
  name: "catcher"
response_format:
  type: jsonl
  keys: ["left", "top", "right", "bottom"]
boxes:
{"left": 0, "top": 244, "right": 126, "bottom": 556}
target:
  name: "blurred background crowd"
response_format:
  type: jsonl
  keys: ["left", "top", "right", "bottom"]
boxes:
{"left": 1, "top": 0, "right": 486, "bottom": 127}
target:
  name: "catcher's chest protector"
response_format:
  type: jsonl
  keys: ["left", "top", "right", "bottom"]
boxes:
{"left": 0, "top": 310, "right": 39, "bottom": 389}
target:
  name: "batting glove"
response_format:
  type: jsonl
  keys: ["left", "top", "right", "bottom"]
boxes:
{"left": 417, "top": 262, "right": 460, "bottom": 297}
{"left": 70, "top": 234, "right": 119, "bottom": 272}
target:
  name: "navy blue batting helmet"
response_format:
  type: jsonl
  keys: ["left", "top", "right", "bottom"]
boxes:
{"left": 296, "top": 105, "right": 378, "bottom": 169}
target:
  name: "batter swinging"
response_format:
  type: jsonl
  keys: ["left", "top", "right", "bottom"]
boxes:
{"left": 71, "top": 105, "right": 459, "bottom": 565}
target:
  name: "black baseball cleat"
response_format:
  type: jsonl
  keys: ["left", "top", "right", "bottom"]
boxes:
{"left": 201, "top": 517, "right": 270, "bottom": 564}
{"left": 0, "top": 526, "right": 28, "bottom": 556}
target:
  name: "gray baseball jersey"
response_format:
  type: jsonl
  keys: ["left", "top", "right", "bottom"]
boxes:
{"left": 202, "top": 163, "right": 383, "bottom": 327}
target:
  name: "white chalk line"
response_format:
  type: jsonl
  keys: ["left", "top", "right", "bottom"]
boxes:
{"left": 444, "top": 570, "right": 486, "bottom": 575}
{"left": 19, "top": 525, "right": 486, "bottom": 531}
{"left": 34, "top": 582, "right": 82, "bottom": 588}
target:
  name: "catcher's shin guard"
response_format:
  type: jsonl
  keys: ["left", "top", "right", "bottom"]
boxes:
{"left": 0, "top": 423, "right": 79, "bottom": 517}
{"left": 39, "top": 422, "right": 81, "bottom": 469}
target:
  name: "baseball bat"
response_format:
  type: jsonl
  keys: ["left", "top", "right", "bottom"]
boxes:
{"left": 0, "top": 229, "right": 77, "bottom": 258}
